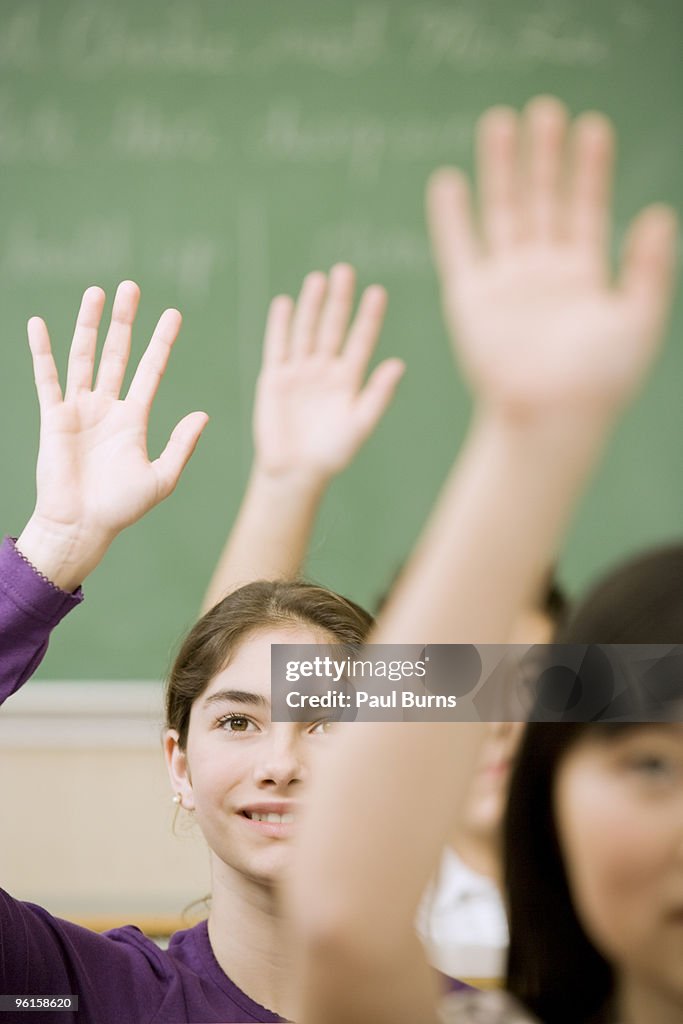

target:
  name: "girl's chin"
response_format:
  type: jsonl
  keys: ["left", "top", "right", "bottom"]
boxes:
{"left": 464, "top": 796, "right": 505, "bottom": 835}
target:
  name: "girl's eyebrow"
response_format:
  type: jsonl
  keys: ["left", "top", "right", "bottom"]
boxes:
{"left": 202, "top": 689, "right": 270, "bottom": 709}
{"left": 599, "top": 722, "right": 683, "bottom": 741}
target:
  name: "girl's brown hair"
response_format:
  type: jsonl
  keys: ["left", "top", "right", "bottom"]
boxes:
{"left": 166, "top": 580, "right": 374, "bottom": 747}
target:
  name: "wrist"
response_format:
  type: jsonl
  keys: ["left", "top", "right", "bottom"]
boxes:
{"left": 249, "top": 462, "right": 330, "bottom": 502}
{"left": 16, "top": 516, "right": 115, "bottom": 592}
{"left": 471, "top": 400, "right": 617, "bottom": 455}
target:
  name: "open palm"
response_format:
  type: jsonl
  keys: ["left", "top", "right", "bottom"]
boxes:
{"left": 27, "top": 282, "right": 208, "bottom": 548}
{"left": 427, "top": 98, "right": 677, "bottom": 415}
{"left": 254, "top": 265, "right": 404, "bottom": 479}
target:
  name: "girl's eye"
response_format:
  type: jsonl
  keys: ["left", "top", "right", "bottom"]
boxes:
{"left": 217, "top": 714, "right": 257, "bottom": 734}
{"left": 310, "top": 718, "right": 335, "bottom": 735}
{"left": 629, "top": 754, "right": 677, "bottom": 779}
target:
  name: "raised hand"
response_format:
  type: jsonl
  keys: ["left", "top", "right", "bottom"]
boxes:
{"left": 200, "top": 265, "right": 402, "bottom": 609}
{"left": 253, "top": 264, "right": 404, "bottom": 482}
{"left": 18, "top": 281, "right": 208, "bottom": 589}
{"left": 427, "top": 96, "right": 678, "bottom": 417}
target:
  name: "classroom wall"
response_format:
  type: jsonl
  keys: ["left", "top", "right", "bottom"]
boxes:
{"left": 1, "top": 0, "right": 682, "bottom": 683}
{"left": 0, "top": 683, "right": 209, "bottom": 921}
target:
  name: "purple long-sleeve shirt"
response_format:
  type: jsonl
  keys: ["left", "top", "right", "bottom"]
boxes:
{"left": 0, "top": 537, "right": 470, "bottom": 1023}
{"left": 0, "top": 536, "right": 284, "bottom": 1023}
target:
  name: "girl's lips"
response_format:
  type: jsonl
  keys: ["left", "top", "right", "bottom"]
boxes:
{"left": 239, "top": 810, "right": 296, "bottom": 839}
{"left": 243, "top": 809, "right": 295, "bottom": 824}
{"left": 482, "top": 760, "right": 510, "bottom": 778}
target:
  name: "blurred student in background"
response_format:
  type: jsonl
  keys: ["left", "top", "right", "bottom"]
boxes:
{"left": 417, "top": 576, "right": 567, "bottom": 980}
{"left": 0, "top": 274, "right": 405, "bottom": 1023}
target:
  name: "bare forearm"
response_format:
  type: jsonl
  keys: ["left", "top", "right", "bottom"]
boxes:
{"left": 375, "top": 409, "right": 612, "bottom": 646}
{"left": 292, "top": 408, "right": 615, "bottom": 1024}
{"left": 296, "top": 928, "right": 442, "bottom": 1024}
{"left": 311, "top": 408, "right": 615, "bottom": 926}
{"left": 201, "top": 465, "right": 327, "bottom": 612}
{"left": 296, "top": 721, "right": 486, "bottom": 932}
{"left": 292, "top": 721, "right": 484, "bottom": 1024}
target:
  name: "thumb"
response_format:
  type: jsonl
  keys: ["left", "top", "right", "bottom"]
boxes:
{"left": 153, "top": 411, "right": 210, "bottom": 499}
{"left": 619, "top": 204, "right": 678, "bottom": 347}
{"left": 354, "top": 359, "right": 405, "bottom": 442}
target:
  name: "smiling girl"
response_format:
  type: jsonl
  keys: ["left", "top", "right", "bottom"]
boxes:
{"left": 0, "top": 279, "right": 385, "bottom": 1023}
{"left": 162, "top": 581, "right": 373, "bottom": 1018}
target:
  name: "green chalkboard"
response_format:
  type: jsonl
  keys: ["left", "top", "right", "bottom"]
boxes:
{"left": 1, "top": 0, "right": 681, "bottom": 679}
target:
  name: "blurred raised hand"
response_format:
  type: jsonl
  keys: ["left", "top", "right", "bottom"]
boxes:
{"left": 18, "top": 281, "right": 208, "bottom": 590}
{"left": 202, "top": 264, "right": 403, "bottom": 610}
{"left": 290, "top": 104, "right": 679, "bottom": 1024}
{"left": 427, "top": 96, "right": 678, "bottom": 417}
{"left": 254, "top": 263, "right": 403, "bottom": 481}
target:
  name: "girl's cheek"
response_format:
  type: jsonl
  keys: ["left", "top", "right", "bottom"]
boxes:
{"left": 557, "top": 764, "right": 673, "bottom": 915}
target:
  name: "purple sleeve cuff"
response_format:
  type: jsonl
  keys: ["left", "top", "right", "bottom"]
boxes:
{"left": 0, "top": 536, "right": 83, "bottom": 701}
{"left": 0, "top": 536, "right": 83, "bottom": 624}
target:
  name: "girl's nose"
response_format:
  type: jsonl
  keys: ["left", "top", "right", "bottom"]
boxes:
{"left": 253, "top": 727, "right": 307, "bottom": 788}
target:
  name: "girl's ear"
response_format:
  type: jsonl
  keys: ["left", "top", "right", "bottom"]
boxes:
{"left": 163, "top": 728, "right": 195, "bottom": 810}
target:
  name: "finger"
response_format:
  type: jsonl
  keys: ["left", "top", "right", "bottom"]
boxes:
{"left": 426, "top": 168, "right": 479, "bottom": 281}
{"left": 126, "top": 308, "right": 183, "bottom": 411}
{"left": 95, "top": 280, "right": 141, "bottom": 397}
{"left": 65, "top": 286, "right": 106, "bottom": 399}
{"left": 566, "top": 112, "right": 615, "bottom": 253}
{"left": 27, "top": 317, "right": 62, "bottom": 410}
{"left": 619, "top": 205, "right": 678, "bottom": 341}
{"left": 153, "top": 411, "right": 210, "bottom": 501}
{"left": 477, "top": 106, "right": 523, "bottom": 252}
{"left": 290, "top": 271, "right": 327, "bottom": 357}
{"left": 342, "top": 285, "right": 389, "bottom": 382}
{"left": 353, "top": 359, "right": 405, "bottom": 441}
{"left": 316, "top": 263, "right": 356, "bottom": 356}
{"left": 522, "top": 96, "right": 569, "bottom": 241}
{"left": 262, "top": 294, "right": 294, "bottom": 365}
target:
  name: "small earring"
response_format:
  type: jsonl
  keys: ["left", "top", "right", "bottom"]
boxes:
{"left": 172, "top": 793, "right": 183, "bottom": 806}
